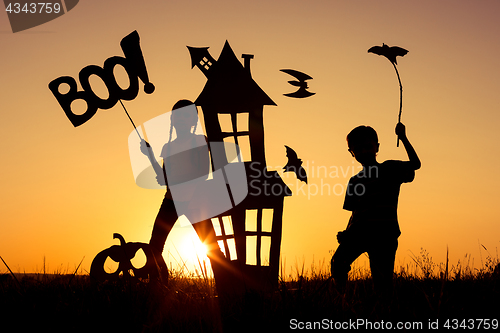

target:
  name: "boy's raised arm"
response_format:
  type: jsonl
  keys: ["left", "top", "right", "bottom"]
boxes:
{"left": 395, "top": 122, "right": 421, "bottom": 170}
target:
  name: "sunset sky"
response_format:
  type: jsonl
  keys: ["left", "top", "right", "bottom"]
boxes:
{"left": 1, "top": 0, "right": 499, "bottom": 276}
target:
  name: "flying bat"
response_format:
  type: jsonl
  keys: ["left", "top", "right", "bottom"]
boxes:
{"left": 283, "top": 145, "right": 307, "bottom": 183}
{"left": 280, "top": 69, "right": 315, "bottom": 98}
{"left": 368, "top": 43, "right": 408, "bottom": 65}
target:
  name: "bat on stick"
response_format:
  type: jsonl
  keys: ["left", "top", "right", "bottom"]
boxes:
{"left": 368, "top": 44, "right": 408, "bottom": 65}
{"left": 368, "top": 43, "right": 409, "bottom": 146}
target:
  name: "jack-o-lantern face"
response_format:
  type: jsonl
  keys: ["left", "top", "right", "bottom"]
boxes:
{"left": 90, "top": 233, "right": 158, "bottom": 282}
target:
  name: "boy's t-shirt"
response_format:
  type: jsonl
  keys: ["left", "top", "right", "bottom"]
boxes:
{"left": 343, "top": 160, "right": 415, "bottom": 239}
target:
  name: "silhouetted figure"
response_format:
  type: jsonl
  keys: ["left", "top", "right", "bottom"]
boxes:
{"left": 331, "top": 122, "right": 420, "bottom": 293}
{"left": 140, "top": 99, "right": 210, "bottom": 281}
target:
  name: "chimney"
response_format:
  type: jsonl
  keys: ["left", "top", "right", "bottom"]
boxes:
{"left": 241, "top": 54, "right": 254, "bottom": 76}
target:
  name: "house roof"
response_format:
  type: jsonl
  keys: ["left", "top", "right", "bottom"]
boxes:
{"left": 195, "top": 41, "right": 276, "bottom": 112}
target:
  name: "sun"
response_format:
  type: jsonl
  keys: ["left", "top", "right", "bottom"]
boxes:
{"left": 178, "top": 231, "right": 210, "bottom": 265}
{"left": 163, "top": 222, "right": 212, "bottom": 275}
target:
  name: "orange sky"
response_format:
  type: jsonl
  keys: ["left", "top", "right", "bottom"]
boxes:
{"left": 1, "top": 0, "right": 499, "bottom": 276}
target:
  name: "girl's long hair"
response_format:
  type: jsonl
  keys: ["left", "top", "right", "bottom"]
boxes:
{"left": 164, "top": 100, "right": 200, "bottom": 180}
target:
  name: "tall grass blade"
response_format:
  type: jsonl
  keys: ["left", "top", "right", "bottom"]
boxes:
{"left": 0, "top": 256, "right": 22, "bottom": 292}
{"left": 69, "top": 256, "right": 85, "bottom": 284}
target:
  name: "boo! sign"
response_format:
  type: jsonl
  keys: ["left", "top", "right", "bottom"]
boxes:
{"left": 48, "top": 30, "right": 155, "bottom": 127}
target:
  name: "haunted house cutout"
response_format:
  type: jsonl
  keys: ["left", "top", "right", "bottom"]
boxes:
{"left": 189, "top": 41, "right": 291, "bottom": 294}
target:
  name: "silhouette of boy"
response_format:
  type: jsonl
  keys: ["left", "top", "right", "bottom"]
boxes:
{"left": 331, "top": 122, "right": 420, "bottom": 292}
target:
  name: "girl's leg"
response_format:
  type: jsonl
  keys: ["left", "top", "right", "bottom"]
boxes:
{"left": 149, "top": 198, "right": 178, "bottom": 280}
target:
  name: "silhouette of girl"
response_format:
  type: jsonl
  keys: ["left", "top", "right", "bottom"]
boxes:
{"left": 140, "top": 99, "right": 209, "bottom": 280}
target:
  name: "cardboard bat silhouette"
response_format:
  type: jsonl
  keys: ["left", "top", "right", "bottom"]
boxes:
{"left": 283, "top": 145, "right": 307, "bottom": 183}
{"left": 367, "top": 43, "right": 408, "bottom": 65}
{"left": 368, "top": 43, "right": 409, "bottom": 147}
{"left": 280, "top": 69, "right": 315, "bottom": 98}
{"left": 48, "top": 30, "right": 154, "bottom": 127}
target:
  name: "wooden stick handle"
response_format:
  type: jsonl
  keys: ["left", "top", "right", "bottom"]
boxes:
{"left": 393, "top": 63, "right": 403, "bottom": 147}
{"left": 119, "top": 99, "right": 143, "bottom": 141}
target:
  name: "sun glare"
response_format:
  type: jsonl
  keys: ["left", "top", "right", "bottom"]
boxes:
{"left": 163, "top": 223, "right": 211, "bottom": 275}
{"left": 178, "top": 232, "right": 210, "bottom": 265}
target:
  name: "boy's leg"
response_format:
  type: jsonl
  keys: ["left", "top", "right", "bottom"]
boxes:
{"left": 331, "top": 240, "right": 366, "bottom": 291}
{"left": 368, "top": 238, "right": 398, "bottom": 293}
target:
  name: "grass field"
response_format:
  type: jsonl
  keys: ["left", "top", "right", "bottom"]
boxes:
{"left": 1, "top": 250, "right": 499, "bottom": 332}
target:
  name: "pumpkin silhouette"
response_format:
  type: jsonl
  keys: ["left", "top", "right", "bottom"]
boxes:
{"left": 90, "top": 233, "right": 158, "bottom": 282}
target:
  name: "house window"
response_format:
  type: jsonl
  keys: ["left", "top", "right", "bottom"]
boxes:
{"left": 211, "top": 216, "right": 237, "bottom": 260}
{"left": 218, "top": 113, "right": 251, "bottom": 162}
{"left": 262, "top": 209, "right": 273, "bottom": 232}
{"left": 245, "top": 209, "right": 258, "bottom": 232}
{"left": 237, "top": 113, "right": 248, "bottom": 131}
{"left": 244, "top": 208, "right": 274, "bottom": 266}
{"left": 218, "top": 239, "right": 237, "bottom": 261}
{"left": 218, "top": 114, "right": 232, "bottom": 132}
{"left": 246, "top": 235, "right": 271, "bottom": 266}
{"left": 236, "top": 136, "right": 251, "bottom": 162}
{"left": 199, "top": 57, "right": 213, "bottom": 71}
{"left": 222, "top": 136, "right": 239, "bottom": 163}
{"left": 261, "top": 236, "right": 271, "bottom": 266}
{"left": 246, "top": 235, "right": 258, "bottom": 265}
